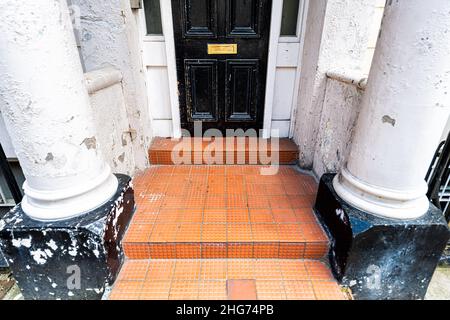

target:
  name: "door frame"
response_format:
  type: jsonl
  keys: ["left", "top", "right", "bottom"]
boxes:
{"left": 161, "top": 0, "right": 181, "bottom": 138}
{"left": 140, "top": 0, "right": 308, "bottom": 139}
{"left": 262, "top": 0, "right": 283, "bottom": 139}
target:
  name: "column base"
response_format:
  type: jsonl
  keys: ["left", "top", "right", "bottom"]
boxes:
{"left": 314, "top": 173, "right": 450, "bottom": 300}
{"left": 0, "top": 174, "right": 135, "bottom": 300}
{"left": 333, "top": 168, "right": 430, "bottom": 219}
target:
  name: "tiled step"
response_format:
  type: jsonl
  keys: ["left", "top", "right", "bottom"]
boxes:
{"left": 109, "top": 259, "right": 347, "bottom": 300}
{"left": 123, "top": 165, "right": 329, "bottom": 259}
{"left": 149, "top": 137, "right": 299, "bottom": 165}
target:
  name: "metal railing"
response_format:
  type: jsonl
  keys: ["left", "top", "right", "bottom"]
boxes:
{"left": 0, "top": 143, "right": 22, "bottom": 207}
{"left": 427, "top": 134, "right": 450, "bottom": 222}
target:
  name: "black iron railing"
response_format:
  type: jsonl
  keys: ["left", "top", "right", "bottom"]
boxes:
{"left": 0, "top": 143, "right": 22, "bottom": 206}
{"left": 427, "top": 134, "right": 450, "bottom": 222}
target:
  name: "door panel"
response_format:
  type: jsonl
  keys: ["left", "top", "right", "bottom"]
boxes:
{"left": 172, "top": 0, "right": 272, "bottom": 134}
{"left": 226, "top": 0, "right": 260, "bottom": 37}
{"left": 183, "top": 0, "right": 217, "bottom": 37}
{"left": 225, "top": 60, "right": 259, "bottom": 122}
{"left": 185, "top": 60, "right": 218, "bottom": 121}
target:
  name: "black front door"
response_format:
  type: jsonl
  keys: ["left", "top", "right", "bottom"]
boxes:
{"left": 172, "top": 0, "right": 272, "bottom": 135}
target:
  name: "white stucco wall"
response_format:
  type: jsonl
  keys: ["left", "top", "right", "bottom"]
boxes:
{"left": 85, "top": 68, "right": 136, "bottom": 175}
{"left": 362, "top": 0, "right": 385, "bottom": 76}
{"left": 293, "top": 0, "right": 376, "bottom": 169}
{"left": 71, "top": 0, "right": 152, "bottom": 171}
{"left": 313, "top": 72, "right": 365, "bottom": 178}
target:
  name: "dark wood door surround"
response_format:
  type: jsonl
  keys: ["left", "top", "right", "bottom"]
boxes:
{"left": 172, "top": 0, "right": 272, "bottom": 135}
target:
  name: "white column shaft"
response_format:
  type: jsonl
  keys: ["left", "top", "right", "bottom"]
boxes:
{"left": 0, "top": 0, "right": 118, "bottom": 220}
{"left": 334, "top": 0, "right": 450, "bottom": 219}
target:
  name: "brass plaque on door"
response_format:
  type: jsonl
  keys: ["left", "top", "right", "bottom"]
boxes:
{"left": 208, "top": 44, "right": 238, "bottom": 55}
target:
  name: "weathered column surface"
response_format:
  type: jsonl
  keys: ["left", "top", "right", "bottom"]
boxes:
{"left": 0, "top": 0, "right": 118, "bottom": 220}
{"left": 333, "top": 0, "right": 450, "bottom": 219}
{"left": 0, "top": 1, "right": 135, "bottom": 300}
{"left": 314, "top": 0, "right": 450, "bottom": 300}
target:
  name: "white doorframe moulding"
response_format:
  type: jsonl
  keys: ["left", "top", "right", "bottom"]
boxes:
{"left": 140, "top": 0, "right": 308, "bottom": 139}
{"left": 289, "top": 0, "right": 309, "bottom": 138}
{"left": 262, "top": 0, "right": 283, "bottom": 139}
{"left": 268, "top": 0, "right": 308, "bottom": 139}
{"left": 160, "top": 0, "right": 182, "bottom": 138}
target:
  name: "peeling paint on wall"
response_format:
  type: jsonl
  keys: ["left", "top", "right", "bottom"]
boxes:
{"left": 81, "top": 137, "right": 97, "bottom": 150}
{"left": 87, "top": 68, "right": 136, "bottom": 175}
{"left": 382, "top": 115, "right": 396, "bottom": 127}
{"left": 313, "top": 76, "right": 364, "bottom": 178}
{"left": 70, "top": 0, "right": 152, "bottom": 171}
{"left": 293, "top": 0, "right": 378, "bottom": 169}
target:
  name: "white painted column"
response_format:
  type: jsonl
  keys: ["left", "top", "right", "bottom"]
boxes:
{"left": 0, "top": 0, "right": 118, "bottom": 221}
{"left": 333, "top": 0, "right": 450, "bottom": 219}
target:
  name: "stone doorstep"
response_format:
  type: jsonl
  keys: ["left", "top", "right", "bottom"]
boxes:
{"left": 149, "top": 137, "right": 299, "bottom": 165}
{"left": 123, "top": 165, "right": 329, "bottom": 260}
{"left": 109, "top": 259, "right": 348, "bottom": 300}
{"left": 106, "top": 164, "right": 350, "bottom": 300}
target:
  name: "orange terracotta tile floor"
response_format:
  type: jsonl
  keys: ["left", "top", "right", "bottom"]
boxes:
{"left": 110, "top": 259, "right": 348, "bottom": 300}
{"left": 149, "top": 137, "right": 299, "bottom": 165}
{"left": 110, "top": 164, "right": 348, "bottom": 300}
{"left": 124, "top": 165, "right": 329, "bottom": 260}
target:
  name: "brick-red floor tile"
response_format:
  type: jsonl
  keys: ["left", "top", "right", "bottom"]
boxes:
{"left": 111, "top": 259, "right": 348, "bottom": 300}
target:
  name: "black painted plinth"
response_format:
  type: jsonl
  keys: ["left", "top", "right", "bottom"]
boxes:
{"left": 0, "top": 250, "right": 7, "bottom": 269}
{"left": 0, "top": 174, "right": 135, "bottom": 300}
{"left": 0, "top": 207, "right": 10, "bottom": 268}
{"left": 314, "top": 173, "right": 450, "bottom": 300}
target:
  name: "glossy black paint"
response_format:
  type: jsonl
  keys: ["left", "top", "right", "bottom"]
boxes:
{"left": 172, "top": 0, "right": 272, "bottom": 134}
{"left": 314, "top": 174, "right": 450, "bottom": 300}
